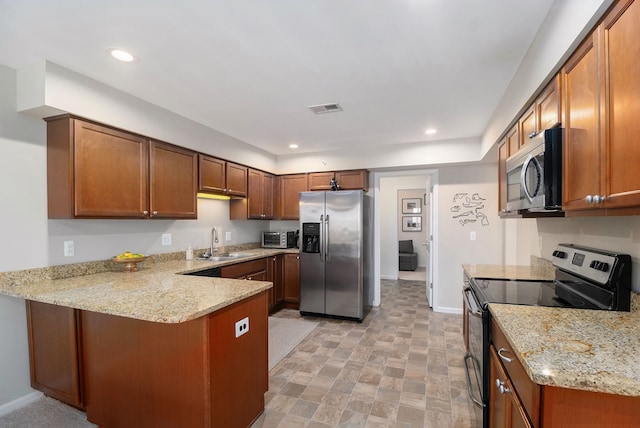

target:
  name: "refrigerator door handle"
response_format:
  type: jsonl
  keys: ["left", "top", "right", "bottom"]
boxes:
{"left": 325, "top": 214, "right": 330, "bottom": 261}
{"left": 319, "top": 214, "right": 324, "bottom": 262}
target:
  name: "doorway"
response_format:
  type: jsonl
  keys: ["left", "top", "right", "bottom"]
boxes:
{"left": 397, "top": 187, "right": 428, "bottom": 283}
{"left": 373, "top": 170, "right": 438, "bottom": 309}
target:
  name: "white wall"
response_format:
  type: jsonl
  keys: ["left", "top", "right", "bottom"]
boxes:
{"left": 436, "top": 164, "right": 504, "bottom": 312}
{"left": 0, "top": 65, "right": 47, "bottom": 409}
{"left": 510, "top": 217, "right": 640, "bottom": 293}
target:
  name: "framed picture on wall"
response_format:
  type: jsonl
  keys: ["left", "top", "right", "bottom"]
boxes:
{"left": 402, "top": 198, "right": 422, "bottom": 214}
{"left": 402, "top": 216, "right": 422, "bottom": 232}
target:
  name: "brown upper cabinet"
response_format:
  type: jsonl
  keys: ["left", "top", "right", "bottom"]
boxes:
{"left": 278, "top": 174, "right": 308, "bottom": 220}
{"left": 506, "top": 122, "right": 520, "bottom": 158}
{"left": 307, "top": 170, "right": 369, "bottom": 191}
{"left": 519, "top": 75, "right": 561, "bottom": 147}
{"left": 563, "top": 0, "right": 640, "bottom": 214}
{"left": 230, "top": 168, "right": 275, "bottom": 219}
{"left": 46, "top": 116, "right": 197, "bottom": 219}
{"left": 198, "top": 154, "right": 247, "bottom": 197}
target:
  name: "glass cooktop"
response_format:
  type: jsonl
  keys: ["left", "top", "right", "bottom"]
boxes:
{"left": 471, "top": 278, "right": 570, "bottom": 308}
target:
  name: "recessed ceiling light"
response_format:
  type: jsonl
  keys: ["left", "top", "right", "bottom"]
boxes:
{"left": 107, "top": 48, "right": 138, "bottom": 63}
{"left": 425, "top": 128, "right": 437, "bottom": 135}
{"left": 289, "top": 143, "right": 299, "bottom": 149}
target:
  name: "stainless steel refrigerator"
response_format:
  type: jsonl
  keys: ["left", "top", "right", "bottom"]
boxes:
{"left": 299, "top": 190, "right": 373, "bottom": 321}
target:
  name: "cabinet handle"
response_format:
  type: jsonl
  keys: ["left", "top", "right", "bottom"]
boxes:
{"left": 497, "top": 348, "right": 513, "bottom": 363}
{"left": 224, "top": 188, "right": 228, "bottom": 192}
{"left": 593, "top": 195, "right": 607, "bottom": 204}
{"left": 151, "top": 211, "right": 158, "bottom": 216}
{"left": 529, "top": 132, "right": 537, "bottom": 139}
{"left": 585, "top": 195, "right": 593, "bottom": 204}
{"left": 495, "top": 379, "right": 511, "bottom": 394}
{"left": 143, "top": 210, "right": 149, "bottom": 216}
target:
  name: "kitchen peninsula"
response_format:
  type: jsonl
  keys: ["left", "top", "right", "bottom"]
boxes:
{"left": 0, "top": 251, "right": 284, "bottom": 427}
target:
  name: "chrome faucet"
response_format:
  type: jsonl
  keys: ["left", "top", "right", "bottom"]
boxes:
{"left": 202, "top": 227, "right": 219, "bottom": 258}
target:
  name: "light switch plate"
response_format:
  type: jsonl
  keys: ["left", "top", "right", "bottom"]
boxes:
{"left": 64, "top": 241, "right": 74, "bottom": 257}
{"left": 225, "top": 231, "right": 232, "bottom": 241}
{"left": 470, "top": 231, "right": 476, "bottom": 241}
{"left": 161, "top": 233, "right": 172, "bottom": 246}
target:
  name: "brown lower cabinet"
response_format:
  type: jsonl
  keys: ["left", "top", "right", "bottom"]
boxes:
{"left": 491, "top": 318, "right": 640, "bottom": 427}
{"left": 27, "top": 291, "right": 268, "bottom": 427}
{"left": 26, "top": 301, "right": 84, "bottom": 409}
{"left": 283, "top": 253, "right": 300, "bottom": 309}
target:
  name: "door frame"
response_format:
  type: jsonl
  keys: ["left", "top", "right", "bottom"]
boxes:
{"left": 373, "top": 169, "right": 439, "bottom": 310}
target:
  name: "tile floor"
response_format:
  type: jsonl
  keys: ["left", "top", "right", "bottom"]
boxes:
{"left": 252, "top": 279, "right": 477, "bottom": 427}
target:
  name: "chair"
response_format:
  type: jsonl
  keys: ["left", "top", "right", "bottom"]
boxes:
{"left": 399, "top": 240, "right": 418, "bottom": 271}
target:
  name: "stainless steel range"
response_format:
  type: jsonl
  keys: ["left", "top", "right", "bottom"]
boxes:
{"left": 463, "top": 244, "right": 632, "bottom": 428}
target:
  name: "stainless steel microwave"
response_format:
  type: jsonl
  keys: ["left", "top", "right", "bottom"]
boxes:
{"left": 262, "top": 231, "right": 297, "bottom": 249}
{"left": 505, "top": 127, "right": 563, "bottom": 212}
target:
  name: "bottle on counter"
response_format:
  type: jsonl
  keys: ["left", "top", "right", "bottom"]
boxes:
{"left": 186, "top": 245, "right": 194, "bottom": 260}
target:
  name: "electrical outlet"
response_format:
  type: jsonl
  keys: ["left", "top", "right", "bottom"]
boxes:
{"left": 470, "top": 231, "right": 476, "bottom": 241}
{"left": 225, "top": 231, "right": 232, "bottom": 241}
{"left": 161, "top": 233, "right": 172, "bottom": 246}
{"left": 63, "top": 241, "right": 74, "bottom": 257}
{"left": 235, "top": 317, "right": 249, "bottom": 338}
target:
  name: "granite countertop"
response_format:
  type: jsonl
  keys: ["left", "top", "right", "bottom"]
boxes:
{"left": 463, "top": 261, "right": 640, "bottom": 396}
{"left": 462, "top": 262, "right": 555, "bottom": 281}
{"left": 490, "top": 298, "right": 640, "bottom": 396}
{"left": 0, "top": 248, "right": 298, "bottom": 324}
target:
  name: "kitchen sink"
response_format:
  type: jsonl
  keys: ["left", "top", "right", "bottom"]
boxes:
{"left": 198, "top": 253, "right": 256, "bottom": 261}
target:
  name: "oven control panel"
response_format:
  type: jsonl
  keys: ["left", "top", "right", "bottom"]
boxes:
{"left": 552, "top": 244, "right": 617, "bottom": 285}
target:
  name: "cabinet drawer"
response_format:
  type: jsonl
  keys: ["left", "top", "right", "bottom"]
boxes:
{"left": 220, "top": 258, "right": 268, "bottom": 279}
{"left": 491, "top": 318, "right": 541, "bottom": 426}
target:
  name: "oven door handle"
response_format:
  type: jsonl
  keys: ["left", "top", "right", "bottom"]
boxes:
{"left": 463, "top": 287, "right": 482, "bottom": 317}
{"left": 464, "top": 353, "right": 485, "bottom": 408}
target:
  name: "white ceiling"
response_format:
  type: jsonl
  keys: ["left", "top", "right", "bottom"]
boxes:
{"left": 0, "top": 0, "right": 555, "bottom": 156}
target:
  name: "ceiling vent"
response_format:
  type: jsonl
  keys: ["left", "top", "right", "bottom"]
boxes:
{"left": 308, "top": 103, "right": 343, "bottom": 114}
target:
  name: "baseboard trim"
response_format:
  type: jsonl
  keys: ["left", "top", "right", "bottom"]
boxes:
{"left": 433, "top": 306, "right": 463, "bottom": 315}
{"left": 0, "top": 391, "right": 44, "bottom": 417}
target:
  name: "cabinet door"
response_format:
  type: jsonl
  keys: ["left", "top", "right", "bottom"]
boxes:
{"left": 601, "top": 0, "right": 640, "bottom": 209}
{"left": 246, "top": 169, "right": 264, "bottom": 219}
{"left": 149, "top": 141, "right": 198, "bottom": 219}
{"left": 308, "top": 172, "right": 335, "bottom": 191}
{"left": 226, "top": 162, "right": 248, "bottom": 197}
{"left": 262, "top": 172, "right": 275, "bottom": 219}
{"left": 498, "top": 140, "right": 509, "bottom": 215}
{"left": 506, "top": 123, "right": 520, "bottom": 159}
{"left": 562, "top": 29, "right": 602, "bottom": 212}
{"left": 336, "top": 170, "right": 369, "bottom": 191}
{"left": 26, "top": 301, "right": 83, "bottom": 409}
{"left": 490, "top": 346, "right": 533, "bottom": 428}
{"left": 284, "top": 253, "right": 300, "bottom": 307}
{"left": 537, "top": 76, "right": 561, "bottom": 131}
{"left": 520, "top": 106, "right": 537, "bottom": 145}
{"left": 279, "top": 174, "right": 308, "bottom": 220}
{"left": 72, "top": 120, "right": 149, "bottom": 218}
{"left": 266, "top": 255, "right": 284, "bottom": 312}
{"left": 198, "top": 154, "right": 226, "bottom": 194}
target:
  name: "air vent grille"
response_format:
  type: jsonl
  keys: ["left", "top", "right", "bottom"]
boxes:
{"left": 308, "top": 103, "right": 343, "bottom": 114}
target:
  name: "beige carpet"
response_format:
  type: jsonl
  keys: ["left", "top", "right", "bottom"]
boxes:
{"left": 0, "top": 316, "right": 318, "bottom": 426}
{"left": 268, "top": 316, "right": 318, "bottom": 371}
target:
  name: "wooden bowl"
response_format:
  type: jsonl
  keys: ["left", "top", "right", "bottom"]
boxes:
{"left": 111, "top": 256, "right": 148, "bottom": 272}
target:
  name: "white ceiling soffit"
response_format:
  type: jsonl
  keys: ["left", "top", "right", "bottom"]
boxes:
{"left": 0, "top": 0, "right": 555, "bottom": 156}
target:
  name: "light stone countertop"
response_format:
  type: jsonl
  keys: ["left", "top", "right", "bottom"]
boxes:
{"left": 490, "top": 298, "right": 640, "bottom": 396}
{"left": 0, "top": 248, "right": 298, "bottom": 324}
{"left": 462, "top": 262, "right": 555, "bottom": 281}
{"left": 463, "top": 261, "right": 640, "bottom": 396}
